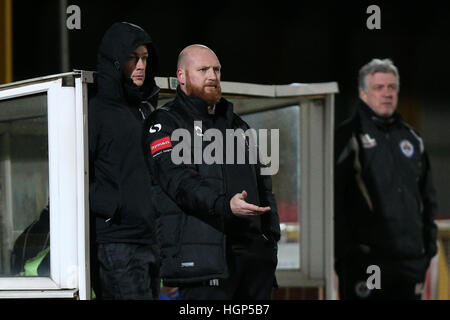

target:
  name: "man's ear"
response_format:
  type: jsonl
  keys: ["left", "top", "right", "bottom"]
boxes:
{"left": 359, "top": 89, "right": 368, "bottom": 103}
{"left": 177, "top": 69, "right": 185, "bottom": 85}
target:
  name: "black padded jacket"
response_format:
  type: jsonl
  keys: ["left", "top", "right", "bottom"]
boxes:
{"left": 145, "top": 87, "right": 280, "bottom": 285}
{"left": 334, "top": 100, "right": 438, "bottom": 278}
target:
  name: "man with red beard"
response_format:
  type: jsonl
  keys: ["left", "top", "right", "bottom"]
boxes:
{"left": 145, "top": 45, "right": 280, "bottom": 299}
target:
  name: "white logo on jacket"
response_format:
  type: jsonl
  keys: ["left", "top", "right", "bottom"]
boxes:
{"left": 360, "top": 133, "right": 377, "bottom": 149}
{"left": 149, "top": 124, "right": 162, "bottom": 133}
{"left": 399, "top": 139, "right": 414, "bottom": 158}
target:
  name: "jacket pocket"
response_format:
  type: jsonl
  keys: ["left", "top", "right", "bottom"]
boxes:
{"left": 173, "top": 214, "right": 227, "bottom": 280}
{"left": 180, "top": 214, "right": 224, "bottom": 245}
{"left": 90, "top": 180, "right": 121, "bottom": 219}
{"left": 175, "top": 243, "right": 226, "bottom": 279}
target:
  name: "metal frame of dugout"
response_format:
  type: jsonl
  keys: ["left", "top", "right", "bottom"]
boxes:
{"left": 0, "top": 71, "right": 338, "bottom": 299}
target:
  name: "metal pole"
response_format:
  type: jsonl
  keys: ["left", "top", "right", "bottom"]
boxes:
{"left": 59, "top": 0, "right": 70, "bottom": 73}
{"left": 0, "top": 0, "right": 13, "bottom": 84}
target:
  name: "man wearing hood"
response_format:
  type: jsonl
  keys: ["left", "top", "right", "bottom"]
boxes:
{"left": 145, "top": 45, "right": 280, "bottom": 300}
{"left": 334, "top": 58, "right": 438, "bottom": 299}
{"left": 88, "top": 22, "right": 160, "bottom": 300}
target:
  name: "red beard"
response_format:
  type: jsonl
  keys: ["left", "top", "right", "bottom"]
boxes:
{"left": 186, "top": 76, "right": 222, "bottom": 106}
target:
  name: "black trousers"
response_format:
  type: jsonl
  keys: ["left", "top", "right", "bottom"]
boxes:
{"left": 336, "top": 253, "right": 428, "bottom": 300}
{"left": 179, "top": 238, "right": 278, "bottom": 300}
{"left": 92, "top": 243, "right": 160, "bottom": 300}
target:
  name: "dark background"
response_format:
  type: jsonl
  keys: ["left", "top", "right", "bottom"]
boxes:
{"left": 12, "top": 1, "right": 450, "bottom": 121}
{"left": 11, "top": 0, "right": 450, "bottom": 217}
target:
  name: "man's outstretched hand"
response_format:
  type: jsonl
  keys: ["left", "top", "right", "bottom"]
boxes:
{"left": 230, "top": 190, "right": 271, "bottom": 217}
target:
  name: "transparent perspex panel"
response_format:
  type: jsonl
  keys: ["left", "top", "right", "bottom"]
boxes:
{"left": 0, "top": 93, "right": 50, "bottom": 277}
{"left": 241, "top": 105, "right": 301, "bottom": 269}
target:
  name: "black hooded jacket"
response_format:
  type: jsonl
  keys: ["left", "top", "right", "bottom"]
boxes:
{"left": 88, "top": 22, "right": 160, "bottom": 244}
{"left": 145, "top": 87, "right": 280, "bottom": 285}
{"left": 334, "top": 99, "right": 438, "bottom": 278}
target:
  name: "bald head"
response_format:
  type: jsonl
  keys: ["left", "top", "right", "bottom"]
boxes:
{"left": 176, "top": 44, "right": 222, "bottom": 106}
{"left": 177, "top": 44, "right": 218, "bottom": 69}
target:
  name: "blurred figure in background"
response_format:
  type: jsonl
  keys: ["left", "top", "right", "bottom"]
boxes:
{"left": 334, "top": 58, "right": 438, "bottom": 300}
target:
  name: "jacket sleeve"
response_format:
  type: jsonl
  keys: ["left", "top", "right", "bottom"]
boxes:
{"left": 233, "top": 116, "right": 280, "bottom": 242}
{"left": 420, "top": 150, "right": 438, "bottom": 261}
{"left": 88, "top": 103, "right": 121, "bottom": 219}
{"left": 88, "top": 104, "right": 97, "bottom": 187}
{"left": 334, "top": 126, "right": 357, "bottom": 261}
{"left": 145, "top": 110, "right": 232, "bottom": 220}
{"left": 257, "top": 168, "right": 281, "bottom": 242}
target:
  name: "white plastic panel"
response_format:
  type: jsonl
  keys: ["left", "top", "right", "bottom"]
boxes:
{"left": 0, "top": 74, "right": 90, "bottom": 298}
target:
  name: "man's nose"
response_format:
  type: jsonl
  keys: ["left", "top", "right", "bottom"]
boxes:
{"left": 136, "top": 57, "right": 146, "bottom": 69}
{"left": 206, "top": 68, "right": 218, "bottom": 80}
{"left": 382, "top": 87, "right": 393, "bottom": 97}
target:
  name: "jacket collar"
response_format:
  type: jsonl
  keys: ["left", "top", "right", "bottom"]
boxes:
{"left": 357, "top": 99, "right": 402, "bottom": 131}
{"left": 174, "top": 86, "right": 234, "bottom": 124}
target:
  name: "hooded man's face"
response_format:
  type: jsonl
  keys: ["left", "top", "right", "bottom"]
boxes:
{"left": 178, "top": 47, "right": 222, "bottom": 106}
{"left": 123, "top": 45, "right": 148, "bottom": 87}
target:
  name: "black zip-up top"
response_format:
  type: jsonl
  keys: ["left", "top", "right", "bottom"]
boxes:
{"left": 88, "top": 22, "right": 160, "bottom": 244}
{"left": 145, "top": 87, "right": 280, "bottom": 285}
{"left": 334, "top": 100, "right": 438, "bottom": 273}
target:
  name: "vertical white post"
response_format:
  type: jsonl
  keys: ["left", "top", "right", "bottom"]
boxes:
{"left": 300, "top": 101, "right": 310, "bottom": 277}
{"left": 75, "top": 76, "right": 91, "bottom": 300}
{"left": 48, "top": 82, "right": 78, "bottom": 289}
{"left": 0, "top": 132, "right": 14, "bottom": 274}
{"left": 324, "top": 94, "right": 336, "bottom": 300}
